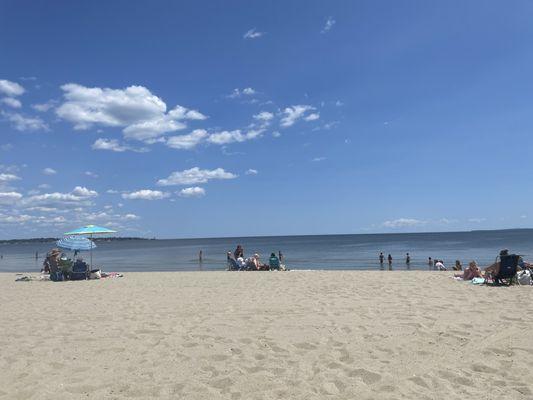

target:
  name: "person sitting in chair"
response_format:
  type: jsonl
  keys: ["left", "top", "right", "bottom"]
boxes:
{"left": 484, "top": 249, "right": 513, "bottom": 278}
{"left": 43, "top": 248, "right": 62, "bottom": 281}
{"left": 269, "top": 253, "right": 280, "bottom": 270}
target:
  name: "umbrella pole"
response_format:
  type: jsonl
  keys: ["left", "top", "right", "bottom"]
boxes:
{"left": 90, "top": 233, "right": 93, "bottom": 271}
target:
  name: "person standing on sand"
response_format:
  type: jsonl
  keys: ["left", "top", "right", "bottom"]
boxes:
{"left": 379, "top": 252, "right": 384, "bottom": 265}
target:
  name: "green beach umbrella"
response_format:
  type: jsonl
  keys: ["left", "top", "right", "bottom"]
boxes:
{"left": 64, "top": 225, "right": 117, "bottom": 269}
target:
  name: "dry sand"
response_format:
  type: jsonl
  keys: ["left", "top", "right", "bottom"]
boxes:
{"left": 0, "top": 271, "right": 532, "bottom": 399}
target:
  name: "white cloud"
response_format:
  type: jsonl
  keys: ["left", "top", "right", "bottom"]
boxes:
{"left": 23, "top": 186, "right": 98, "bottom": 208}
{"left": 85, "top": 171, "right": 98, "bottom": 178}
{"left": 245, "top": 169, "right": 258, "bottom": 175}
{"left": 207, "top": 129, "right": 264, "bottom": 145}
{"left": 166, "top": 129, "right": 208, "bottom": 150}
{"left": 92, "top": 138, "right": 127, "bottom": 152}
{"left": 304, "top": 113, "right": 320, "bottom": 121}
{"left": 243, "top": 29, "right": 264, "bottom": 39}
{"left": 321, "top": 16, "right": 336, "bottom": 34}
{"left": 178, "top": 186, "right": 206, "bottom": 198}
{"left": 71, "top": 186, "right": 97, "bottom": 197}
{"left": 272, "top": 131, "right": 281, "bottom": 138}
{"left": 0, "top": 173, "right": 20, "bottom": 182}
{"left": 0, "top": 80, "right": 25, "bottom": 97}
{"left": 91, "top": 138, "right": 147, "bottom": 153}
{"left": 121, "top": 189, "right": 170, "bottom": 200}
{"left": 335, "top": 100, "right": 344, "bottom": 107}
{"left": 56, "top": 83, "right": 206, "bottom": 141}
{"left": 0, "top": 143, "right": 13, "bottom": 151}
{"left": 42, "top": 167, "right": 57, "bottom": 175}
{"left": 253, "top": 111, "right": 274, "bottom": 121}
{"left": 32, "top": 100, "right": 56, "bottom": 112}
{"left": 157, "top": 167, "right": 237, "bottom": 186}
{"left": 312, "top": 157, "right": 326, "bottom": 162}
{"left": 38, "top": 183, "right": 50, "bottom": 189}
{"left": 83, "top": 210, "right": 141, "bottom": 222}
{"left": 280, "top": 105, "right": 315, "bottom": 127}
{"left": 228, "top": 87, "right": 257, "bottom": 99}
{"left": 0, "top": 213, "right": 32, "bottom": 223}
{"left": 1, "top": 97, "right": 21, "bottom": 108}
{"left": 0, "top": 191, "right": 23, "bottom": 204}
{"left": 382, "top": 218, "right": 426, "bottom": 228}
{"left": 1, "top": 111, "right": 48, "bottom": 131}
{"left": 468, "top": 218, "right": 486, "bottom": 223}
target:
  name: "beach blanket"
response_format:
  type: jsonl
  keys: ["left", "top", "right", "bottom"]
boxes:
{"left": 100, "top": 272, "right": 123, "bottom": 279}
{"left": 15, "top": 274, "right": 49, "bottom": 282}
{"left": 471, "top": 277, "right": 485, "bottom": 285}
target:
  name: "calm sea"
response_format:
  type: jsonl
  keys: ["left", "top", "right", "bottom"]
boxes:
{"left": 1, "top": 229, "right": 532, "bottom": 273}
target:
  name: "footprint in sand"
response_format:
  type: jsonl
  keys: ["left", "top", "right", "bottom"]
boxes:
{"left": 438, "top": 370, "right": 473, "bottom": 387}
{"left": 471, "top": 363, "right": 498, "bottom": 374}
{"left": 407, "top": 376, "right": 429, "bottom": 389}
{"left": 327, "top": 362, "right": 343, "bottom": 370}
{"left": 293, "top": 342, "right": 317, "bottom": 350}
{"left": 483, "top": 347, "right": 514, "bottom": 357}
{"left": 210, "top": 377, "right": 233, "bottom": 391}
{"left": 210, "top": 354, "right": 230, "bottom": 362}
{"left": 346, "top": 368, "right": 382, "bottom": 385}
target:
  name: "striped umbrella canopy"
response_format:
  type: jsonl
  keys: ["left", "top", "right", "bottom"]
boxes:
{"left": 57, "top": 236, "right": 96, "bottom": 251}
{"left": 64, "top": 225, "right": 117, "bottom": 236}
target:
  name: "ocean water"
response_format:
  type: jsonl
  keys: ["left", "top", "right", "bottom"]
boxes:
{"left": 1, "top": 229, "right": 532, "bottom": 273}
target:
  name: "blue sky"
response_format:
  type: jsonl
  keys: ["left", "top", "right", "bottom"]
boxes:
{"left": 1, "top": 0, "right": 533, "bottom": 239}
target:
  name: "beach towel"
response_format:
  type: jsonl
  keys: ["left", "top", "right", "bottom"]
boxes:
{"left": 471, "top": 277, "right": 485, "bottom": 285}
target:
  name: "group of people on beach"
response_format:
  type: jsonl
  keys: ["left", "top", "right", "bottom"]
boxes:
{"left": 379, "top": 248, "right": 531, "bottom": 283}
{"left": 452, "top": 249, "right": 531, "bottom": 282}
{"left": 227, "top": 245, "right": 285, "bottom": 271}
{"left": 379, "top": 252, "right": 481, "bottom": 272}
{"left": 41, "top": 248, "right": 93, "bottom": 281}
{"left": 378, "top": 249, "right": 531, "bottom": 278}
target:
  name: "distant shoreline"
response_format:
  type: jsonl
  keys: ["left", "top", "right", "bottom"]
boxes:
{"left": 0, "top": 237, "right": 152, "bottom": 245}
{"left": 1, "top": 227, "right": 532, "bottom": 243}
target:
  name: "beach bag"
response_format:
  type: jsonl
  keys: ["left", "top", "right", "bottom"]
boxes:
{"left": 89, "top": 269, "right": 101, "bottom": 280}
{"left": 50, "top": 271, "right": 63, "bottom": 282}
{"left": 516, "top": 270, "right": 531, "bottom": 285}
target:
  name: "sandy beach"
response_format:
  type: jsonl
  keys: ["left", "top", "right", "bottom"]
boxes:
{"left": 1, "top": 271, "right": 532, "bottom": 399}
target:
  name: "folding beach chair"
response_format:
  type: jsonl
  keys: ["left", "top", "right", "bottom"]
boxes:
{"left": 490, "top": 254, "right": 519, "bottom": 286}
{"left": 227, "top": 258, "right": 240, "bottom": 271}
{"left": 70, "top": 259, "right": 89, "bottom": 280}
